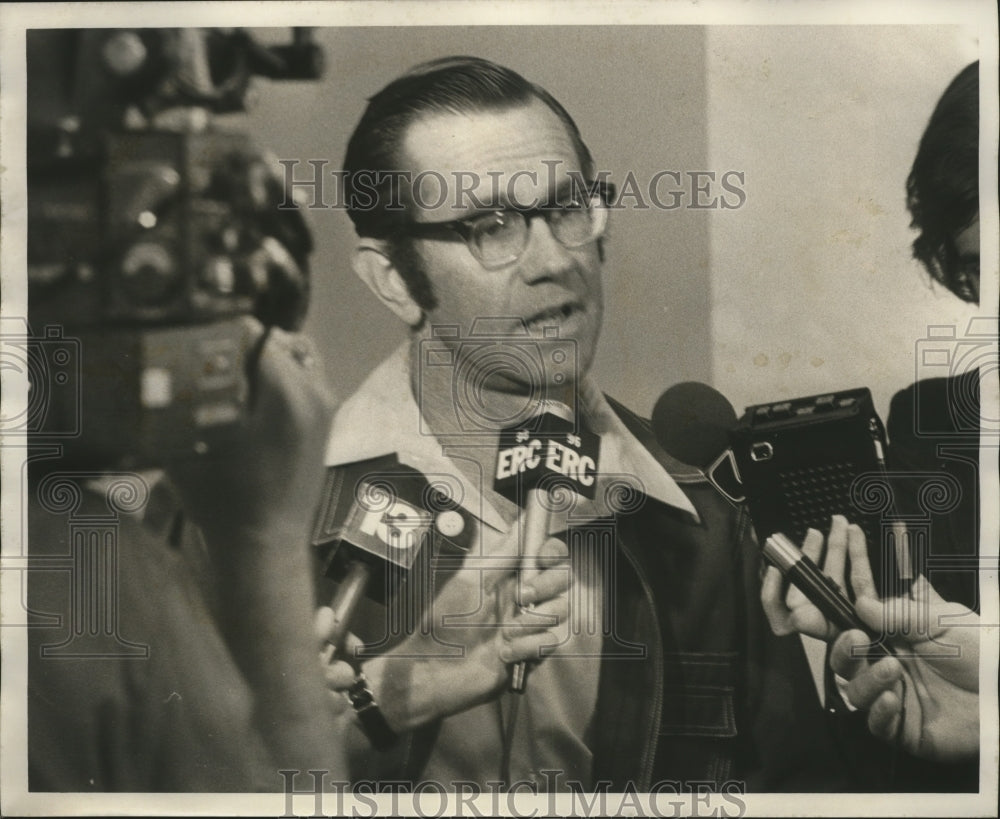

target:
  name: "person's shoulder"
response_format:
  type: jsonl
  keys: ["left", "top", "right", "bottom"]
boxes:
{"left": 888, "top": 371, "right": 979, "bottom": 442}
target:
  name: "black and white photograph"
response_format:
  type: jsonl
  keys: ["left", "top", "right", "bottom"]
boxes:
{"left": 1, "top": 2, "right": 997, "bottom": 816}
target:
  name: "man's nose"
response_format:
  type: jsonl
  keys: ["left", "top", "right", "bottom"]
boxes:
{"left": 518, "top": 215, "right": 577, "bottom": 282}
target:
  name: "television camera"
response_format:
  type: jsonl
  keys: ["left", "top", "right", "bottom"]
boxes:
{"left": 25, "top": 27, "right": 324, "bottom": 468}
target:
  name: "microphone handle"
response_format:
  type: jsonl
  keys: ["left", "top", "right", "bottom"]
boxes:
{"left": 324, "top": 559, "right": 371, "bottom": 655}
{"left": 321, "top": 559, "right": 400, "bottom": 751}
{"left": 510, "top": 486, "right": 551, "bottom": 693}
{"left": 763, "top": 534, "right": 890, "bottom": 657}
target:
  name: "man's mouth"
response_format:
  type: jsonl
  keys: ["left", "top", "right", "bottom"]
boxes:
{"left": 525, "top": 302, "right": 583, "bottom": 331}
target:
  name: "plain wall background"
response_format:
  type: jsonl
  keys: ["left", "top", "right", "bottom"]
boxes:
{"left": 243, "top": 25, "right": 982, "bottom": 424}
{"left": 706, "top": 26, "right": 981, "bottom": 421}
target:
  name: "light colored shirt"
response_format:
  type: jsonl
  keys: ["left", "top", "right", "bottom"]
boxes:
{"left": 326, "top": 342, "right": 696, "bottom": 789}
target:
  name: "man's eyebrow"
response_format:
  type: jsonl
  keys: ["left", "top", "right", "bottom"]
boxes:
{"left": 475, "top": 178, "right": 590, "bottom": 211}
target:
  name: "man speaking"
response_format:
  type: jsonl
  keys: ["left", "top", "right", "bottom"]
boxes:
{"left": 314, "top": 56, "right": 856, "bottom": 792}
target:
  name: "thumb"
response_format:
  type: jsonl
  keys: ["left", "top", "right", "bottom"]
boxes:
{"left": 910, "top": 574, "right": 947, "bottom": 607}
{"left": 856, "top": 593, "right": 921, "bottom": 639}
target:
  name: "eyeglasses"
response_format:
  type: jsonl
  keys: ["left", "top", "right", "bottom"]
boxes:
{"left": 396, "top": 185, "right": 613, "bottom": 270}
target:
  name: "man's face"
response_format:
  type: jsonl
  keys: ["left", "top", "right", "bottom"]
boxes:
{"left": 398, "top": 99, "right": 605, "bottom": 386}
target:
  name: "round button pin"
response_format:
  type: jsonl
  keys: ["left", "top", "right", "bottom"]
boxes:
{"left": 435, "top": 510, "right": 465, "bottom": 538}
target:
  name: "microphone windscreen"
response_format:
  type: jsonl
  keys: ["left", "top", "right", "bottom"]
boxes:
{"left": 651, "top": 381, "right": 738, "bottom": 469}
{"left": 312, "top": 455, "right": 473, "bottom": 602}
{"left": 494, "top": 404, "right": 601, "bottom": 502}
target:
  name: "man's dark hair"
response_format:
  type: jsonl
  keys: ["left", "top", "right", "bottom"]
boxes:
{"left": 343, "top": 56, "right": 596, "bottom": 311}
{"left": 906, "top": 61, "right": 979, "bottom": 303}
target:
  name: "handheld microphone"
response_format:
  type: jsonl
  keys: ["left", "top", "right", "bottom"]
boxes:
{"left": 493, "top": 402, "right": 600, "bottom": 693}
{"left": 652, "top": 381, "right": 738, "bottom": 469}
{"left": 311, "top": 456, "right": 472, "bottom": 745}
{"left": 763, "top": 533, "right": 889, "bottom": 656}
{"left": 651, "top": 381, "right": 744, "bottom": 503}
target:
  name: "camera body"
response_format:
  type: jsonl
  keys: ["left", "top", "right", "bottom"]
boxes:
{"left": 25, "top": 28, "right": 321, "bottom": 468}
{"left": 416, "top": 319, "right": 580, "bottom": 438}
{"left": 30, "top": 130, "right": 264, "bottom": 329}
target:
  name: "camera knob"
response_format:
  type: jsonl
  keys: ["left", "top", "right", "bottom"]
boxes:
{"left": 119, "top": 241, "right": 178, "bottom": 305}
{"left": 101, "top": 31, "right": 147, "bottom": 76}
{"left": 202, "top": 256, "right": 236, "bottom": 295}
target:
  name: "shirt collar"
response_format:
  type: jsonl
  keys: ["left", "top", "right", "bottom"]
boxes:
{"left": 326, "top": 342, "right": 698, "bottom": 523}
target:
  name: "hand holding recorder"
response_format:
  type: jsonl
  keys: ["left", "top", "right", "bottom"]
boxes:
{"left": 761, "top": 515, "right": 980, "bottom": 762}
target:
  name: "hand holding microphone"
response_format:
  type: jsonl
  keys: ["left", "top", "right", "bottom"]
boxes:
{"left": 761, "top": 515, "right": 980, "bottom": 762}
{"left": 312, "top": 453, "right": 575, "bottom": 733}
{"left": 652, "top": 381, "right": 980, "bottom": 761}
{"left": 493, "top": 402, "right": 601, "bottom": 692}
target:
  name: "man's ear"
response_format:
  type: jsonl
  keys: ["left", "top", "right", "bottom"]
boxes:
{"left": 352, "top": 239, "right": 423, "bottom": 327}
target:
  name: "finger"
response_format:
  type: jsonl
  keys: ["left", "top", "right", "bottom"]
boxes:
{"left": 315, "top": 609, "right": 355, "bottom": 658}
{"left": 761, "top": 565, "right": 795, "bottom": 636}
{"left": 801, "top": 526, "right": 824, "bottom": 563}
{"left": 830, "top": 628, "right": 874, "bottom": 681}
{"left": 284, "top": 332, "right": 320, "bottom": 370}
{"left": 846, "top": 522, "right": 878, "bottom": 602}
{"left": 786, "top": 528, "right": 822, "bottom": 610}
{"left": 854, "top": 596, "right": 890, "bottom": 641}
{"left": 315, "top": 611, "right": 364, "bottom": 664}
{"left": 322, "top": 660, "right": 358, "bottom": 692}
{"left": 535, "top": 537, "right": 570, "bottom": 569}
{"left": 314, "top": 606, "right": 336, "bottom": 643}
{"left": 503, "top": 595, "right": 568, "bottom": 638}
{"left": 867, "top": 689, "right": 903, "bottom": 744}
{"left": 824, "top": 515, "right": 849, "bottom": 589}
{"left": 520, "top": 562, "right": 572, "bottom": 606}
{"left": 240, "top": 317, "right": 270, "bottom": 407}
{"left": 910, "top": 573, "right": 947, "bottom": 608}
{"left": 854, "top": 587, "right": 920, "bottom": 641}
{"left": 477, "top": 528, "right": 532, "bottom": 592}
{"left": 844, "top": 655, "right": 903, "bottom": 712}
{"left": 788, "top": 602, "right": 840, "bottom": 642}
{"left": 501, "top": 628, "right": 563, "bottom": 663}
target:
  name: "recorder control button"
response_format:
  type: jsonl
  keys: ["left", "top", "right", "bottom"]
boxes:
{"left": 770, "top": 402, "right": 793, "bottom": 419}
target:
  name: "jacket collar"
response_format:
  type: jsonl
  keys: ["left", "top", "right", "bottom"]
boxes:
{"left": 326, "top": 343, "right": 699, "bottom": 528}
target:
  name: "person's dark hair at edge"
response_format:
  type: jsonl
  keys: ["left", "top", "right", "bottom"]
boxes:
{"left": 343, "top": 56, "right": 596, "bottom": 312}
{"left": 906, "top": 60, "right": 979, "bottom": 304}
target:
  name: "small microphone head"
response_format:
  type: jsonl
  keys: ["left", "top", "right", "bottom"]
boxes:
{"left": 651, "top": 381, "right": 738, "bottom": 468}
{"left": 493, "top": 405, "right": 601, "bottom": 502}
{"left": 312, "top": 456, "right": 472, "bottom": 602}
